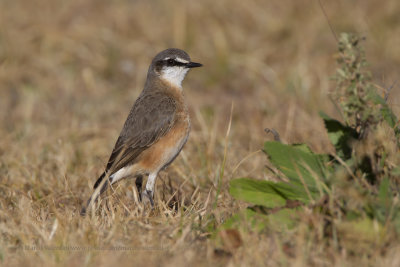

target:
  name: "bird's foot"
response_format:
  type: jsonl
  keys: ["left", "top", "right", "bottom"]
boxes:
{"left": 135, "top": 175, "right": 143, "bottom": 202}
{"left": 141, "top": 189, "right": 154, "bottom": 207}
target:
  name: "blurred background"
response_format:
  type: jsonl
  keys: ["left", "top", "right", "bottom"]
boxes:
{"left": 1, "top": 0, "right": 400, "bottom": 189}
{"left": 1, "top": 0, "right": 400, "bottom": 265}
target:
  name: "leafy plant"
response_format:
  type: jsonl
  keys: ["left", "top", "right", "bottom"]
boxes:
{"left": 230, "top": 141, "right": 328, "bottom": 207}
{"left": 226, "top": 33, "right": 400, "bottom": 253}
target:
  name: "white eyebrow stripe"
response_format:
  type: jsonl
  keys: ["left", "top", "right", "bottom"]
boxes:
{"left": 175, "top": 57, "right": 189, "bottom": 64}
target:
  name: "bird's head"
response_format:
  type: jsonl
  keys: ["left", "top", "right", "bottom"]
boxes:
{"left": 149, "top": 48, "right": 202, "bottom": 88}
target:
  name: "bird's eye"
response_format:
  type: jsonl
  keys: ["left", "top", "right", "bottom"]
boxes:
{"left": 167, "top": 59, "right": 174, "bottom": 65}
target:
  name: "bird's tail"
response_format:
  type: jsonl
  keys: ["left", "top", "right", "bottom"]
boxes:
{"left": 80, "top": 172, "right": 110, "bottom": 216}
{"left": 93, "top": 172, "right": 106, "bottom": 189}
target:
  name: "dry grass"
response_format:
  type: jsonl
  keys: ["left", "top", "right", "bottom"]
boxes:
{"left": 1, "top": 0, "right": 400, "bottom": 266}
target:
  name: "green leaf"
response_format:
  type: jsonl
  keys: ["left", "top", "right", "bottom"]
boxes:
{"left": 381, "top": 106, "right": 398, "bottom": 129}
{"left": 230, "top": 177, "right": 319, "bottom": 207}
{"left": 264, "top": 208, "right": 299, "bottom": 231}
{"left": 378, "top": 177, "right": 390, "bottom": 209}
{"left": 292, "top": 143, "right": 313, "bottom": 153}
{"left": 392, "top": 166, "right": 400, "bottom": 177}
{"left": 263, "top": 141, "right": 327, "bottom": 197}
{"left": 337, "top": 218, "right": 385, "bottom": 249}
{"left": 230, "top": 142, "right": 329, "bottom": 208}
{"left": 221, "top": 208, "right": 268, "bottom": 232}
{"left": 268, "top": 182, "right": 311, "bottom": 202}
{"left": 222, "top": 208, "right": 299, "bottom": 232}
{"left": 319, "top": 112, "right": 358, "bottom": 160}
{"left": 248, "top": 206, "right": 300, "bottom": 231}
{"left": 394, "top": 207, "right": 400, "bottom": 233}
{"left": 374, "top": 94, "right": 398, "bottom": 126}
{"left": 229, "top": 178, "right": 286, "bottom": 207}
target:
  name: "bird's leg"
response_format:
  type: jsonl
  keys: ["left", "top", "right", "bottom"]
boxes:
{"left": 141, "top": 172, "right": 157, "bottom": 207}
{"left": 135, "top": 175, "right": 143, "bottom": 202}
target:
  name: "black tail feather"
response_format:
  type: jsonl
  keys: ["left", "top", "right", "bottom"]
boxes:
{"left": 80, "top": 172, "right": 110, "bottom": 216}
{"left": 81, "top": 172, "right": 143, "bottom": 216}
{"left": 93, "top": 172, "right": 106, "bottom": 189}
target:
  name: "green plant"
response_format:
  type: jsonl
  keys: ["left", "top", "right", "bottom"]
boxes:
{"left": 227, "top": 33, "right": 400, "bottom": 253}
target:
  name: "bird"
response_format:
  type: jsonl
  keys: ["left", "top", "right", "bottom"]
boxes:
{"left": 80, "top": 48, "right": 202, "bottom": 215}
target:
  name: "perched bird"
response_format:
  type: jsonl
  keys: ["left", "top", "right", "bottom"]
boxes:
{"left": 81, "top": 48, "right": 202, "bottom": 215}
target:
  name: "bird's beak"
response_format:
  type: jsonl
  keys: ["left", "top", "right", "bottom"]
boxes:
{"left": 186, "top": 61, "right": 203, "bottom": 68}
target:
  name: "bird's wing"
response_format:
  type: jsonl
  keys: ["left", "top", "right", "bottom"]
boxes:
{"left": 104, "top": 91, "right": 177, "bottom": 176}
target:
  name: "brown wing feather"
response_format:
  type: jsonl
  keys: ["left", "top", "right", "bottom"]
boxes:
{"left": 105, "top": 91, "right": 177, "bottom": 175}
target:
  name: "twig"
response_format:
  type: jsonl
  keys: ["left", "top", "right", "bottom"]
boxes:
{"left": 384, "top": 80, "right": 397, "bottom": 102}
{"left": 318, "top": 0, "right": 338, "bottom": 42}
{"left": 264, "top": 128, "right": 281, "bottom": 142}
